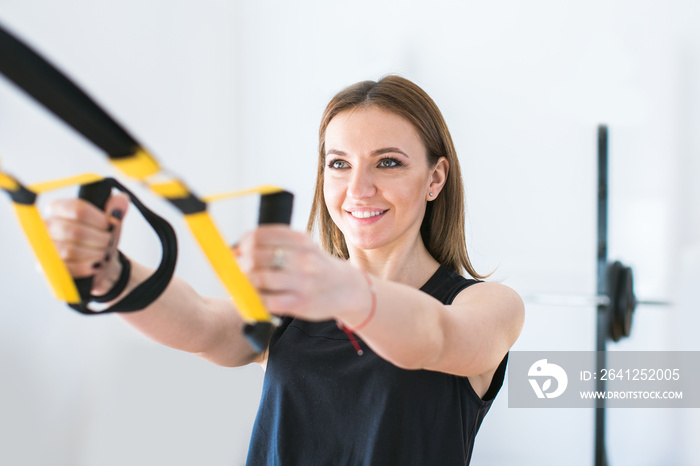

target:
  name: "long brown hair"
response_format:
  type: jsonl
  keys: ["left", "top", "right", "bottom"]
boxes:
{"left": 307, "top": 75, "right": 485, "bottom": 279}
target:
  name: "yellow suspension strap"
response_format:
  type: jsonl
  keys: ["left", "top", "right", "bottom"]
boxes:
{"left": 0, "top": 22, "right": 293, "bottom": 351}
{"left": 0, "top": 164, "right": 178, "bottom": 314}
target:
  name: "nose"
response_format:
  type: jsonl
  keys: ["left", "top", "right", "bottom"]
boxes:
{"left": 346, "top": 166, "right": 376, "bottom": 199}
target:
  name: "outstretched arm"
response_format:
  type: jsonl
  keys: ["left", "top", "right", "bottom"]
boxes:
{"left": 238, "top": 225, "right": 524, "bottom": 391}
{"left": 46, "top": 193, "right": 260, "bottom": 367}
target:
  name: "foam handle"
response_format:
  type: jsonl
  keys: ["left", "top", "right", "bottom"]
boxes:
{"left": 258, "top": 191, "right": 294, "bottom": 225}
{"left": 74, "top": 180, "right": 112, "bottom": 301}
{"left": 78, "top": 180, "right": 112, "bottom": 210}
{"left": 243, "top": 190, "right": 295, "bottom": 352}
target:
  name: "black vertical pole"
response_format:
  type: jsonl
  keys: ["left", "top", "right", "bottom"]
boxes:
{"left": 595, "top": 125, "right": 609, "bottom": 466}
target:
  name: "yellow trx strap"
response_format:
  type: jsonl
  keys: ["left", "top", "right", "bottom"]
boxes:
{"left": 0, "top": 166, "right": 85, "bottom": 304}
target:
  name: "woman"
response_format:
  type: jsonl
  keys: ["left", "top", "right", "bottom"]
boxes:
{"left": 47, "top": 75, "right": 524, "bottom": 465}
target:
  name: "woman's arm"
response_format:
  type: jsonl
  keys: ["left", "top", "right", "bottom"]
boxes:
{"left": 239, "top": 225, "right": 524, "bottom": 381}
{"left": 341, "top": 278, "right": 523, "bottom": 377}
{"left": 46, "top": 194, "right": 260, "bottom": 367}
{"left": 117, "top": 261, "right": 262, "bottom": 367}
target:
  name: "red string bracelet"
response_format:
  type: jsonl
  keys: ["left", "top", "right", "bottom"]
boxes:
{"left": 338, "top": 270, "right": 376, "bottom": 356}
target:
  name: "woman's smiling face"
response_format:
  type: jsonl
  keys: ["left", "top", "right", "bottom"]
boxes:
{"left": 323, "top": 106, "right": 436, "bottom": 253}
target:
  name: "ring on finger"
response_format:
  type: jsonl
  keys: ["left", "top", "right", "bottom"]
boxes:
{"left": 271, "top": 247, "right": 286, "bottom": 269}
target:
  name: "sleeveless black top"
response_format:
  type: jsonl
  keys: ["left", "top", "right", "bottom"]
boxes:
{"left": 247, "top": 265, "right": 508, "bottom": 465}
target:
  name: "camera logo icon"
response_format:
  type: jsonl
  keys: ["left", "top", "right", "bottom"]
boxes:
{"left": 528, "top": 359, "right": 568, "bottom": 399}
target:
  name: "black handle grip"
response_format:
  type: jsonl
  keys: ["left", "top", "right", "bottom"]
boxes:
{"left": 73, "top": 180, "right": 112, "bottom": 301}
{"left": 244, "top": 190, "right": 295, "bottom": 352}
{"left": 78, "top": 180, "right": 112, "bottom": 210}
{"left": 258, "top": 190, "right": 294, "bottom": 225}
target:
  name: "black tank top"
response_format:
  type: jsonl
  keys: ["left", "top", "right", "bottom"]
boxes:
{"left": 247, "top": 265, "right": 508, "bottom": 465}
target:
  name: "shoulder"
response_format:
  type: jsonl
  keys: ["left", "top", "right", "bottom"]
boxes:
{"left": 454, "top": 281, "right": 523, "bottom": 307}
{"left": 453, "top": 281, "right": 524, "bottom": 339}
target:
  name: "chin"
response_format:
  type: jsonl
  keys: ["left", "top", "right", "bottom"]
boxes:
{"left": 345, "top": 234, "right": 389, "bottom": 252}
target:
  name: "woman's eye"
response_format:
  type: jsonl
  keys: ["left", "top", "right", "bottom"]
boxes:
{"left": 379, "top": 158, "right": 401, "bottom": 168}
{"left": 329, "top": 159, "right": 349, "bottom": 169}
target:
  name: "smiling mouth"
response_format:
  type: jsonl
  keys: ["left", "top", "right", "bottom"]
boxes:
{"left": 348, "top": 210, "right": 388, "bottom": 219}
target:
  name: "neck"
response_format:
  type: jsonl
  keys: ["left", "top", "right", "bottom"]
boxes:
{"left": 347, "top": 234, "right": 440, "bottom": 289}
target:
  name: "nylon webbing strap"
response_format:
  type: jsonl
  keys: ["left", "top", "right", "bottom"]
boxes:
{"left": 0, "top": 23, "right": 293, "bottom": 351}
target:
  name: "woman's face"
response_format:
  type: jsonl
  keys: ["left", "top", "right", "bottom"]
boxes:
{"left": 323, "top": 106, "right": 436, "bottom": 252}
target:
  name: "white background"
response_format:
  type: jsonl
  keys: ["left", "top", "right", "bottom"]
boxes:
{"left": 0, "top": 1, "right": 698, "bottom": 465}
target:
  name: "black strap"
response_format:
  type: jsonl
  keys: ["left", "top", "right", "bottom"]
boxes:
{"left": 0, "top": 23, "right": 139, "bottom": 158}
{"left": 69, "top": 177, "right": 177, "bottom": 314}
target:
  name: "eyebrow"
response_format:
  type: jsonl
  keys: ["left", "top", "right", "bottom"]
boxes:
{"left": 325, "top": 147, "right": 409, "bottom": 158}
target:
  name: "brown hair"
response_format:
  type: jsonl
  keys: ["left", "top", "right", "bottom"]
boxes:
{"left": 307, "top": 75, "right": 485, "bottom": 279}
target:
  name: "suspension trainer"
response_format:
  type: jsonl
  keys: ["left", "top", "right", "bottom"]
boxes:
{"left": 0, "top": 22, "right": 292, "bottom": 352}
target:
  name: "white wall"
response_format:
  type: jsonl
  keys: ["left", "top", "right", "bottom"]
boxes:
{"left": 1, "top": 1, "right": 698, "bottom": 465}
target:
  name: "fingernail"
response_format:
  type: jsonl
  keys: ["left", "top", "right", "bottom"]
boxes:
{"left": 92, "top": 262, "right": 102, "bottom": 269}
{"left": 111, "top": 209, "right": 123, "bottom": 220}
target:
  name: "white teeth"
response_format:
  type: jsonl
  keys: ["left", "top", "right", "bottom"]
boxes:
{"left": 350, "top": 210, "right": 384, "bottom": 218}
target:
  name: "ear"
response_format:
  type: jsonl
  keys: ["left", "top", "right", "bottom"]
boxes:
{"left": 426, "top": 157, "right": 449, "bottom": 201}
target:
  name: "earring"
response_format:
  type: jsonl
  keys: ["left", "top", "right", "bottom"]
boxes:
{"left": 428, "top": 192, "right": 434, "bottom": 197}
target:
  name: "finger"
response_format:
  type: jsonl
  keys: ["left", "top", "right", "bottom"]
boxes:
{"left": 54, "top": 240, "right": 109, "bottom": 269}
{"left": 248, "top": 269, "right": 296, "bottom": 292}
{"left": 104, "top": 192, "right": 129, "bottom": 231}
{"left": 260, "top": 291, "right": 303, "bottom": 315}
{"left": 47, "top": 198, "right": 111, "bottom": 231}
{"left": 258, "top": 246, "right": 294, "bottom": 270}
{"left": 63, "top": 258, "right": 106, "bottom": 278}
{"left": 239, "top": 225, "right": 308, "bottom": 250}
{"left": 103, "top": 192, "right": 129, "bottom": 253}
{"left": 239, "top": 246, "right": 305, "bottom": 278}
{"left": 46, "top": 217, "right": 112, "bottom": 250}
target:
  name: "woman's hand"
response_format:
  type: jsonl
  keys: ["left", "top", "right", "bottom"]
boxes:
{"left": 45, "top": 193, "right": 130, "bottom": 296}
{"left": 237, "top": 225, "right": 367, "bottom": 322}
